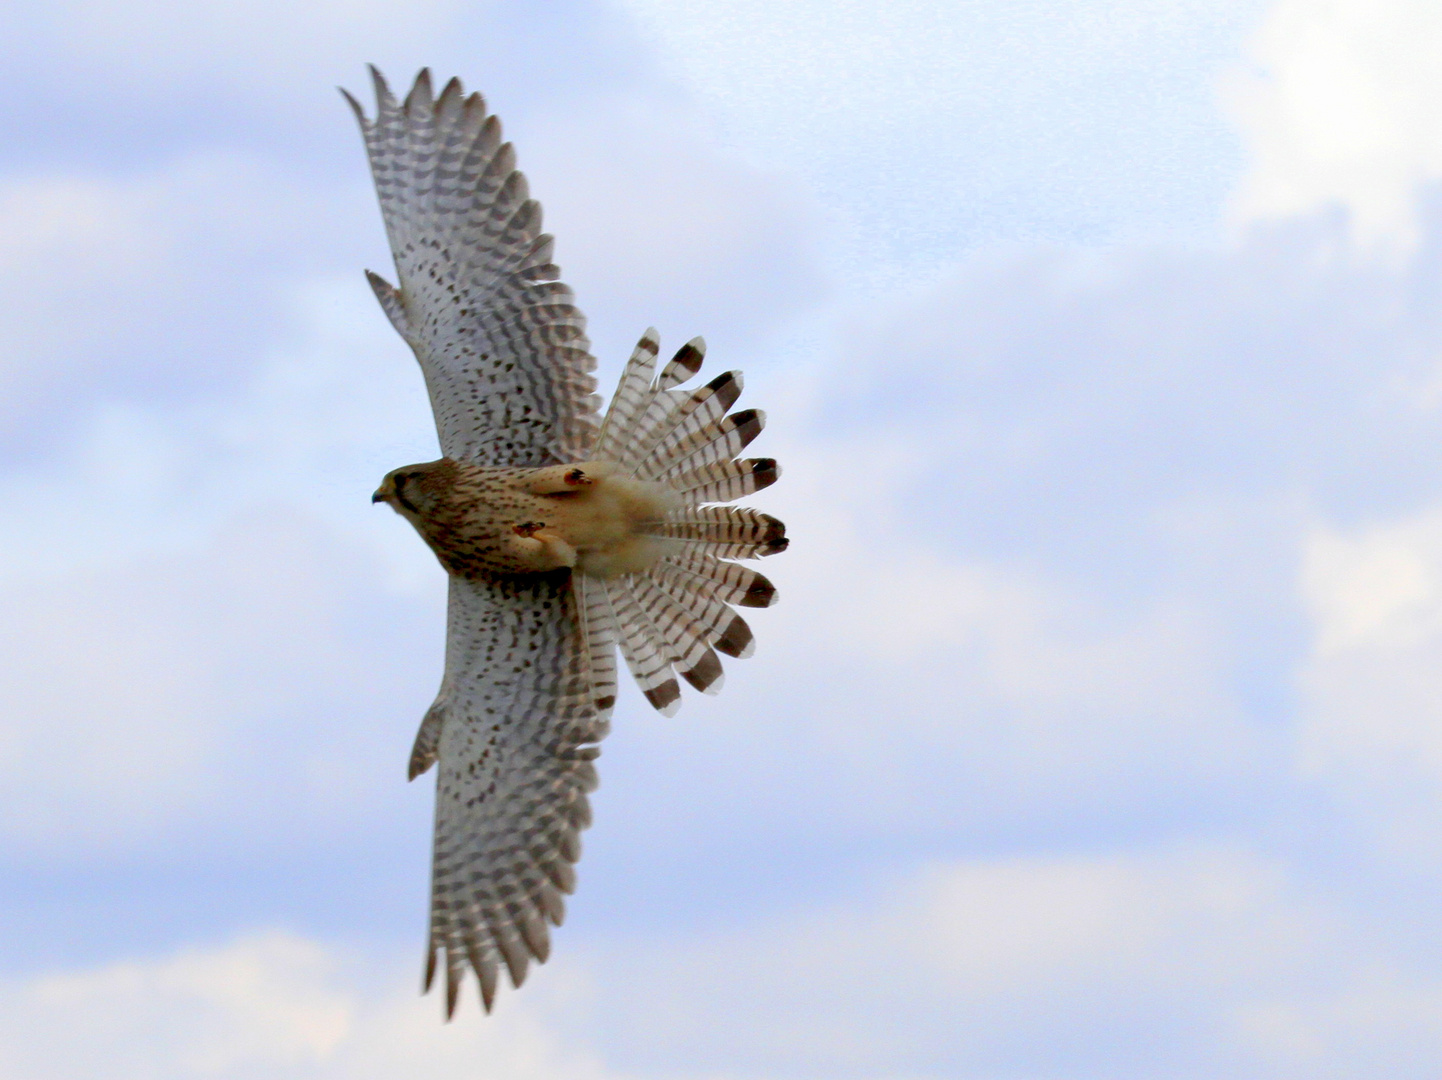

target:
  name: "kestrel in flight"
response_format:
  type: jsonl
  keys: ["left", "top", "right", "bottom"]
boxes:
{"left": 344, "top": 68, "right": 787, "bottom": 1017}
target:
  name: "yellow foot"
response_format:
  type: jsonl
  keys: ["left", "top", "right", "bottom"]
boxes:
{"left": 510, "top": 522, "right": 578, "bottom": 570}
{"left": 523, "top": 461, "right": 615, "bottom": 496}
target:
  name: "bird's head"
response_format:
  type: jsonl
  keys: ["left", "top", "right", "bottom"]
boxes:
{"left": 373, "top": 459, "right": 458, "bottom": 522}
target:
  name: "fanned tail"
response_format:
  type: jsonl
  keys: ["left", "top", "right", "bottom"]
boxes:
{"left": 660, "top": 547, "right": 780, "bottom": 609}
{"left": 629, "top": 575, "right": 726, "bottom": 695}
{"left": 571, "top": 330, "right": 785, "bottom": 713}
{"left": 669, "top": 457, "right": 779, "bottom": 504}
{"left": 592, "top": 329, "right": 659, "bottom": 460}
{"left": 649, "top": 560, "right": 757, "bottom": 659}
{"left": 645, "top": 506, "right": 789, "bottom": 559}
{"left": 573, "top": 574, "right": 619, "bottom": 719}
{"left": 603, "top": 576, "right": 682, "bottom": 715}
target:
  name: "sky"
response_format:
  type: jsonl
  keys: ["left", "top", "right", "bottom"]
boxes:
{"left": 6, "top": 0, "right": 1442, "bottom": 1076}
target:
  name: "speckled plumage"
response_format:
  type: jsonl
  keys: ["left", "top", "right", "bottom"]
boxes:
{"left": 349, "top": 68, "right": 787, "bottom": 1018}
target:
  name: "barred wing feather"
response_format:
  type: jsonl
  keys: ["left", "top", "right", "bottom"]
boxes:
{"left": 345, "top": 68, "right": 600, "bottom": 466}
{"left": 420, "top": 574, "right": 609, "bottom": 1016}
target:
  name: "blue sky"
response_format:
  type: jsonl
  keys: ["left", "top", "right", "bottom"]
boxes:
{"left": 6, "top": 0, "right": 1442, "bottom": 1076}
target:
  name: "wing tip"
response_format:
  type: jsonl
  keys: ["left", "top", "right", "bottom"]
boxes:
{"left": 444, "top": 966, "right": 460, "bottom": 1021}
{"left": 367, "top": 63, "right": 392, "bottom": 111}
{"left": 339, "top": 85, "right": 366, "bottom": 124}
{"left": 405, "top": 67, "right": 435, "bottom": 116}
{"left": 365, "top": 269, "right": 412, "bottom": 340}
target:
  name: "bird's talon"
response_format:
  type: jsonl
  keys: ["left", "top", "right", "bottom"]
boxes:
{"left": 564, "top": 469, "right": 591, "bottom": 486}
{"left": 514, "top": 521, "right": 545, "bottom": 537}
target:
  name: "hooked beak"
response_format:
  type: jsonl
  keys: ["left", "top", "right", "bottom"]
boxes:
{"left": 372, "top": 486, "right": 389, "bottom": 504}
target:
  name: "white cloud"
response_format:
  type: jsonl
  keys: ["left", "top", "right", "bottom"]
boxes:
{"left": 1302, "top": 507, "right": 1442, "bottom": 656}
{"left": 0, "top": 932, "right": 622, "bottom": 1080}
{"left": 9, "top": 846, "right": 1440, "bottom": 1080}
{"left": 563, "top": 208, "right": 1442, "bottom": 862}
{"left": 1239, "top": 974, "right": 1442, "bottom": 1076}
{"left": 619, "top": 0, "right": 1254, "bottom": 279}
{"left": 1227, "top": 0, "right": 1442, "bottom": 244}
{"left": 1297, "top": 506, "right": 1442, "bottom": 861}
{"left": 524, "top": 94, "right": 826, "bottom": 361}
{"left": 619, "top": 0, "right": 1251, "bottom": 159}
{"left": 14, "top": 934, "right": 350, "bottom": 1076}
{"left": 0, "top": 152, "right": 362, "bottom": 437}
{"left": 0, "top": 280, "right": 445, "bottom": 848}
{"left": 0, "top": 66, "right": 823, "bottom": 440}
{"left": 0, "top": 506, "right": 442, "bottom": 851}
{"left": 551, "top": 844, "right": 1439, "bottom": 1077}
{"left": 753, "top": 430, "right": 1253, "bottom": 803}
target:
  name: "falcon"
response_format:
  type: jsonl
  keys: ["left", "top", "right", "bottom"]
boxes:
{"left": 344, "top": 68, "right": 787, "bottom": 1017}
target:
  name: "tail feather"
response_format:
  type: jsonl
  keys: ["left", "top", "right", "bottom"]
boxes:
{"left": 630, "top": 575, "right": 726, "bottom": 695}
{"left": 617, "top": 387, "right": 691, "bottom": 473}
{"left": 593, "top": 329, "right": 659, "bottom": 460}
{"left": 649, "top": 563, "right": 756, "bottom": 659}
{"left": 668, "top": 457, "right": 779, "bottom": 504}
{"left": 647, "top": 507, "right": 788, "bottom": 560}
{"left": 623, "top": 370, "right": 740, "bottom": 474}
{"left": 578, "top": 328, "right": 783, "bottom": 717}
{"left": 614, "top": 337, "right": 709, "bottom": 472}
{"left": 603, "top": 579, "right": 682, "bottom": 715}
{"left": 660, "top": 548, "right": 779, "bottom": 608}
{"left": 573, "top": 574, "right": 619, "bottom": 718}
{"left": 656, "top": 337, "right": 705, "bottom": 390}
{"left": 597, "top": 334, "right": 709, "bottom": 471}
{"left": 622, "top": 368, "right": 741, "bottom": 476}
{"left": 640, "top": 408, "right": 765, "bottom": 481}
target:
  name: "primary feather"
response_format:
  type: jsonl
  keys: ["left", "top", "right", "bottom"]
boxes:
{"left": 345, "top": 67, "right": 600, "bottom": 466}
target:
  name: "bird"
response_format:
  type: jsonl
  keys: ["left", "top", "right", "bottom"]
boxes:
{"left": 343, "top": 68, "right": 787, "bottom": 1018}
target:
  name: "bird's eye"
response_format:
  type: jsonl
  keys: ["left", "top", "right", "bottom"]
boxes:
{"left": 392, "top": 473, "right": 424, "bottom": 514}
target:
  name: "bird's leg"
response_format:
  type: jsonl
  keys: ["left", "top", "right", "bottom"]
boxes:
{"left": 523, "top": 461, "right": 612, "bottom": 496}
{"left": 509, "top": 521, "right": 578, "bottom": 569}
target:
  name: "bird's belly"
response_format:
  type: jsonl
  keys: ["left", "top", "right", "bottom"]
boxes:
{"left": 546, "top": 472, "right": 679, "bottom": 578}
{"left": 432, "top": 463, "right": 678, "bottom": 579}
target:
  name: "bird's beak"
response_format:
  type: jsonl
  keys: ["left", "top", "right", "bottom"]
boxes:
{"left": 372, "top": 486, "right": 388, "bottom": 504}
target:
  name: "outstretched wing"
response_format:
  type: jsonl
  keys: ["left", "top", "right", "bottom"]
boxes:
{"left": 416, "top": 573, "right": 612, "bottom": 1017}
{"left": 345, "top": 68, "right": 600, "bottom": 466}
